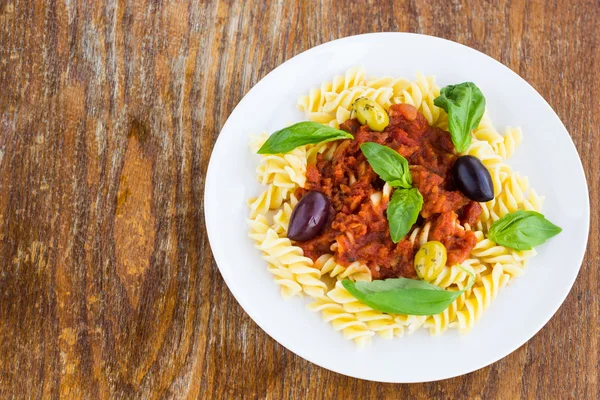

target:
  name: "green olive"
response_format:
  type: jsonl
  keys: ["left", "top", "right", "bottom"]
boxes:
{"left": 414, "top": 241, "right": 447, "bottom": 281}
{"left": 352, "top": 97, "right": 389, "bottom": 132}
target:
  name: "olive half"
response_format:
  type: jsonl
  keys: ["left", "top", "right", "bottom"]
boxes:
{"left": 352, "top": 97, "right": 389, "bottom": 132}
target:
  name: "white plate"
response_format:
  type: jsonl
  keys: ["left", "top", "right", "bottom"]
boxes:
{"left": 204, "top": 33, "right": 589, "bottom": 383}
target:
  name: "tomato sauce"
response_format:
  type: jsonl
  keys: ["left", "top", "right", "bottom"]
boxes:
{"left": 295, "top": 104, "right": 481, "bottom": 280}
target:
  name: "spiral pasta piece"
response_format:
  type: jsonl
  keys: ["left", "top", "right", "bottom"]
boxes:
{"left": 256, "top": 146, "right": 307, "bottom": 188}
{"left": 258, "top": 229, "right": 327, "bottom": 298}
{"left": 365, "top": 75, "right": 410, "bottom": 95}
{"left": 327, "top": 281, "right": 404, "bottom": 339}
{"left": 472, "top": 112, "right": 503, "bottom": 147}
{"left": 307, "top": 298, "right": 374, "bottom": 347}
{"left": 361, "top": 313, "right": 405, "bottom": 339}
{"left": 331, "top": 66, "right": 367, "bottom": 92}
{"left": 248, "top": 215, "right": 303, "bottom": 298}
{"left": 495, "top": 126, "right": 523, "bottom": 159}
{"left": 487, "top": 173, "right": 531, "bottom": 221}
{"left": 396, "top": 73, "right": 433, "bottom": 108}
{"left": 470, "top": 238, "right": 517, "bottom": 265}
{"left": 332, "top": 106, "right": 352, "bottom": 128}
{"left": 247, "top": 185, "right": 290, "bottom": 219}
{"left": 393, "top": 73, "right": 445, "bottom": 127}
{"left": 452, "top": 264, "right": 511, "bottom": 333}
{"left": 247, "top": 214, "right": 271, "bottom": 243}
{"left": 470, "top": 231, "right": 534, "bottom": 279}
{"left": 327, "top": 282, "right": 426, "bottom": 337}
{"left": 306, "top": 140, "right": 339, "bottom": 165}
{"left": 297, "top": 67, "right": 366, "bottom": 115}
{"left": 297, "top": 84, "right": 330, "bottom": 114}
{"left": 423, "top": 288, "right": 471, "bottom": 335}
{"left": 266, "top": 263, "right": 303, "bottom": 299}
{"left": 323, "top": 86, "right": 394, "bottom": 113}
{"left": 248, "top": 138, "right": 307, "bottom": 219}
{"left": 314, "top": 254, "right": 372, "bottom": 282}
{"left": 394, "top": 314, "right": 428, "bottom": 334}
{"left": 461, "top": 257, "right": 489, "bottom": 282}
{"left": 523, "top": 188, "right": 545, "bottom": 212}
{"left": 428, "top": 262, "right": 476, "bottom": 289}
{"left": 272, "top": 201, "right": 294, "bottom": 236}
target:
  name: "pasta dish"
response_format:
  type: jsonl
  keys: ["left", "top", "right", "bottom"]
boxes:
{"left": 247, "top": 68, "right": 561, "bottom": 347}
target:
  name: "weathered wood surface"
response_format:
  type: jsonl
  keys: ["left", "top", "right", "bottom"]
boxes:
{"left": 0, "top": 0, "right": 598, "bottom": 399}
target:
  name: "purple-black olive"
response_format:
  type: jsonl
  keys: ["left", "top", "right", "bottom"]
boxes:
{"left": 452, "top": 155, "right": 494, "bottom": 202}
{"left": 288, "top": 191, "right": 331, "bottom": 241}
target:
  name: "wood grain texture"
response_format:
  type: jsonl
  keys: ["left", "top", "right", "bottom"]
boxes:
{"left": 0, "top": 0, "right": 598, "bottom": 398}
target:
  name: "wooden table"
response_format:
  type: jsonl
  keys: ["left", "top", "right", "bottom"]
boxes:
{"left": 1, "top": 0, "right": 598, "bottom": 398}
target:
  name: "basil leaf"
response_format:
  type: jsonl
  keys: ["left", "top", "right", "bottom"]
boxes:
{"left": 434, "top": 82, "right": 486, "bottom": 152}
{"left": 387, "top": 188, "right": 423, "bottom": 243}
{"left": 488, "top": 210, "right": 562, "bottom": 251}
{"left": 360, "top": 142, "right": 412, "bottom": 188}
{"left": 257, "top": 121, "right": 353, "bottom": 154}
{"left": 351, "top": 278, "right": 445, "bottom": 296}
{"left": 342, "top": 267, "right": 475, "bottom": 315}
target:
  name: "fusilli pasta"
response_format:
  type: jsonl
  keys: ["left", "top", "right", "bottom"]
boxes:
{"left": 314, "top": 253, "right": 372, "bottom": 282}
{"left": 297, "top": 67, "right": 367, "bottom": 125}
{"left": 258, "top": 229, "right": 327, "bottom": 298}
{"left": 423, "top": 288, "right": 471, "bottom": 335}
{"left": 307, "top": 297, "right": 375, "bottom": 348}
{"left": 452, "top": 264, "right": 511, "bottom": 333}
{"left": 392, "top": 72, "right": 447, "bottom": 128}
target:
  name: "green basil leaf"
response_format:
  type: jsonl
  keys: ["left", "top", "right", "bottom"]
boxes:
{"left": 257, "top": 121, "right": 353, "bottom": 154}
{"left": 488, "top": 209, "right": 530, "bottom": 234}
{"left": 387, "top": 188, "right": 423, "bottom": 243}
{"left": 488, "top": 210, "right": 562, "bottom": 251}
{"left": 433, "top": 82, "right": 486, "bottom": 152}
{"left": 360, "top": 142, "right": 412, "bottom": 188}
{"left": 350, "top": 278, "right": 445, "bottom": 296}
{"left": 342, "top": 267, "right": 475, "bottom": 315}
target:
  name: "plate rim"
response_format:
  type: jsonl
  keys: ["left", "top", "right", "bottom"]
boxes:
{"left": 204, "top": 32, "right": 590, "bottom": 383}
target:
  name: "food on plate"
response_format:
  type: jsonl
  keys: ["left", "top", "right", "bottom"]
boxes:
{"left": 247, "top": 68, "right": 561, "bottom": 346}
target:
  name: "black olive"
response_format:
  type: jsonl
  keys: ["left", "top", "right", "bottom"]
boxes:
{"left": 287, "top": 191, "right": 331, "bottom": 241}
{"left": 452, "top": 155, "right": 494, "bottom": 202}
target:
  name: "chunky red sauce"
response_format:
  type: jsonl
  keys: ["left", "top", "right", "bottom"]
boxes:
{"left": 295, "top": 104, "right": 481, "bottom": 280}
